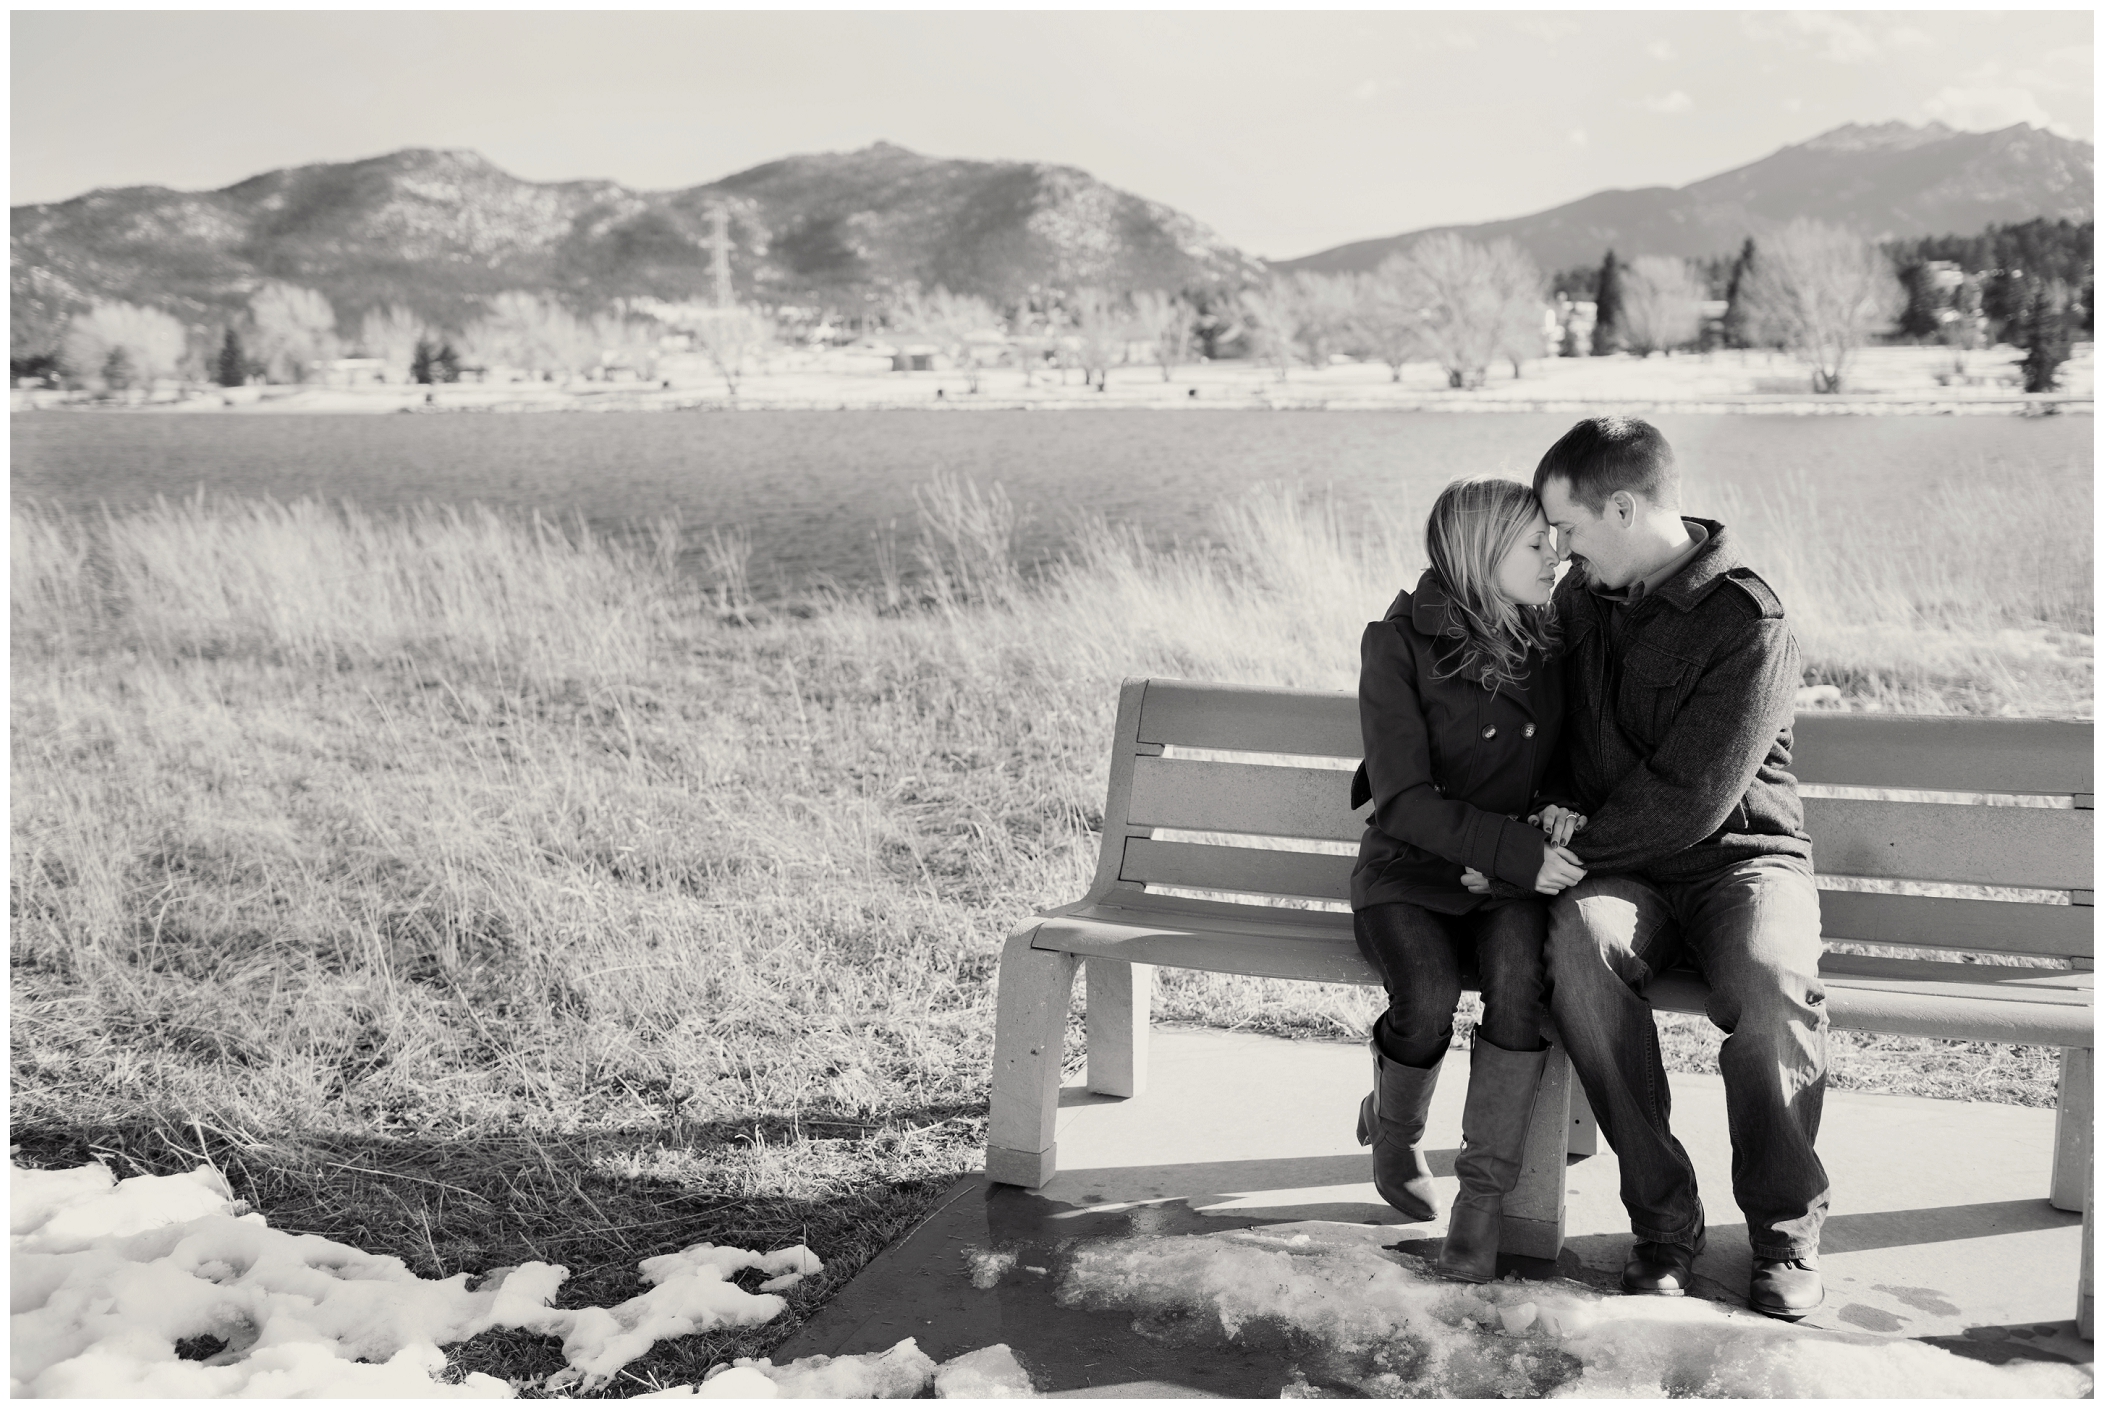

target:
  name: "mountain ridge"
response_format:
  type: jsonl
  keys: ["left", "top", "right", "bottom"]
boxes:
{"left": 1272, "top": 121, "right": 2093, "bottom": 276}
{"left": 11, "top": 121, "right": 2094, "bottom": 357}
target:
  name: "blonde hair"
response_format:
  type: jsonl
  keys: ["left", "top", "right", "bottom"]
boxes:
{"left": 1423, "top": 477, "right": 1560, "bottom": 692}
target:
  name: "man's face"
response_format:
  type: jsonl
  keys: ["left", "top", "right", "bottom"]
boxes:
{"left": 1538, "top": 476, "right": 1632, "bottom": 590}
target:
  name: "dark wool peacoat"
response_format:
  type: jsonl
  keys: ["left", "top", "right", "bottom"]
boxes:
{"left": 1541, "top": 517, "right": 1814, "bottom": 881}
{"left": 1348, "top": 570, "right": 1563, "bottom": 914}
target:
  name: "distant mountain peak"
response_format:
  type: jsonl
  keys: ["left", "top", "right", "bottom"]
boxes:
{"left": 1794, "top": 119, "right": 1958, "bottom": 154}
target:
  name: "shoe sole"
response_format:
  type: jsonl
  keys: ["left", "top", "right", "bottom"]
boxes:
{"left": 1750, "top": 1295, "right": 1821, "bottom": 1321}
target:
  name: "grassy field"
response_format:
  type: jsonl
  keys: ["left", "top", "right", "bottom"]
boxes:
{"left": 10, "top": 466, "right": 2091, "bottom": 1392}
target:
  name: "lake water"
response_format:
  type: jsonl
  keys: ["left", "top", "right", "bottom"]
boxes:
{"left": 12, "top": 411, "right": 2091, "bottom": 596}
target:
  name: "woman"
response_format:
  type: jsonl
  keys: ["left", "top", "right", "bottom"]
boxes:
{"left": 1346, "top": 476, "right": 1586, "bottom": 1283}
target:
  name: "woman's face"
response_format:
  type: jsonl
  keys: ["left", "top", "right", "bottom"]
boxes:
{"left": 1493, "top": 508, "right": 1559, "bottom": 606}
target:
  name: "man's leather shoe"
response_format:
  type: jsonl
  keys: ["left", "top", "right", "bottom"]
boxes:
{"left": 1619, "top": 1231, "right": 1705, "bottom": 1295}
{"left": 1749, "top": 1257, "right": 1823, "bottom": 1319}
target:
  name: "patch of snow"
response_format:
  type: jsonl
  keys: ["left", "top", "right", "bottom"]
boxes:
{"left": 964, "top": 1246, "right": 1017, "bottom": 1289}
{"left": 933, "top": 1343, "right": 1035, "bottom": 1398}
{"left": 1055, "top": 1227, "right": 2092, "bottom": 1399}
{"left": 10, "top": 1159, "right": 815, "bottom": 1398}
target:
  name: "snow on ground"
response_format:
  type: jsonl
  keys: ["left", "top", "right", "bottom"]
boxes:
{"left": 12, "top": 1158, "right": 1042, "bottom": 1400}
{"left": 10, "top": 1159, "right": 821, "bottom": 1397}
{"left": 1049, "top": 1224, "right": 2093, "bottom": 1399}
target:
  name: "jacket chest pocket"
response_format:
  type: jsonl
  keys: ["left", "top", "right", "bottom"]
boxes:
{"left": 1619, "top": 644, "right": 1698, "bottom": 743}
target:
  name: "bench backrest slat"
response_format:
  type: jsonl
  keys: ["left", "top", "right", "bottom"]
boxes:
{"left": 1127, "top": 755, "right": 1364, "bottom": 843}
{"left": 1091, "top": 679, "right": 2095, "bottom": 972}
{"left": 1818, "top": 890, "right": 2092, "bottom": 961}
{"left": 1137, "top": 678, "right": 1360, "bottom": 758}
{"left": 1122, "top": 836, "right": 1354, "bottom": 902}
{"left": 1794, "top": 714, "right": 2092, "bottom": 796}
{"left": 1805, "top": 797, "right": 2092, "bottom": 891}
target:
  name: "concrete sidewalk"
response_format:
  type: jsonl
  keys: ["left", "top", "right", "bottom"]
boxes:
{"left": 780, "top": 1027, "right": 2090, "bottom": 1396}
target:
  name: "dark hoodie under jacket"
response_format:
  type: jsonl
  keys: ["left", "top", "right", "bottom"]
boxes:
{"left": 1348, "top": 570, "right": 1563, "bottom": 914}
{"left": 1542, "top": 517, "right": 1814, "bottom": 881}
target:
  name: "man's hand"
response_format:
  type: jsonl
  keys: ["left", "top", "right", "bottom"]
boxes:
{"left": 1534, "top": 845, "right": 1587, "bottom": 895}
{"left": 1535, "top": 804, "right": 1588, "bottom": 849}
{"left": 1460, "top": 867, "right": 1491, "bottom": 895}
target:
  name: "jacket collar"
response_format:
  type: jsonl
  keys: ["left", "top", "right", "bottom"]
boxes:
{"left": 1407, "top": 568, "right": 1457, "bottom": 635}
{"left": 1649, "top": 517, "right": 1738, "bottom": 612}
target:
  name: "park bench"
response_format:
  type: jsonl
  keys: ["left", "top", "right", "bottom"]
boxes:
{"left": 987, "top": 678, "right": 2094, "bottom": 1334}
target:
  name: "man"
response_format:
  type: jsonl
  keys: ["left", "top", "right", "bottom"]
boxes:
{"left": 1516, "top": 415, "right": 1828, "bottom": 1320}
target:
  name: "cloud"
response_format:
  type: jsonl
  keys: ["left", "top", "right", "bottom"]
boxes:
{"left": 1444, "top": 30, "right": 1478, "bottom": 51}
{"left": 1511, "top": 16, "right": 1578, "bottom": 42}
{"left": 1347, "top": 79, "right": 1381, "bottom": 103}
{"left": 1782, "top": 12, "right": 1879, "bottom": 63}
{"left": 1781, "top": 97, "right": 1806, "bottom": 114}
{"left": 1923, "top": 85, "right": 2069, "bottom": 136}
{"left": 1567, "top": 129, "right": 1588, "bottom": 147}
{"left": 1645, "top": 39, "right": 1674, "bottom": 61}
{"left": 1641, "top": 90, "right": 1694, "bottom": 114}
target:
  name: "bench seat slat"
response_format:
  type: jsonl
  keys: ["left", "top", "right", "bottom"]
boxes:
{"left": 1137, "top": 679, "right": 1361, "bottom": 758}
{"left": 1806, "top": 797, "right": 2091, "bottom": 890}
{"left": 1794, "top": 714, "right": 2092, "bottom": 796}
{"left": 1030, "top": 905, "right": 2093, "bottom": 1046}
{"left": 1818, "top": 890, "right": 2092, "bottom": 960}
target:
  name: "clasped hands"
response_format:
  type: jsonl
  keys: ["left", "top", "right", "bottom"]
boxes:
{"left": 1460, "top": 804, "right": 1589, "bottom": 897}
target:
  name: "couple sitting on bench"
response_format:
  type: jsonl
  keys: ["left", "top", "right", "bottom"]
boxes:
{"left": 1352, "top": 414, "right": 1826, "bottom": 1321}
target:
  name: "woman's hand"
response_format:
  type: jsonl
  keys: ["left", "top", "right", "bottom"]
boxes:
{"left": 1534, "top": 845, "right": 1587, "bottom": 895}
{"left": 1460, "top": 867, "right": 1491, "bottom": 895}
{"left": 1534, "top": 805, "right": 1588, "bottom": 849}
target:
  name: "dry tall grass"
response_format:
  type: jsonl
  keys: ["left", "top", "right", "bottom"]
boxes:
{"left": 10, "top": 472, "right": 2091, "bottom": 1389}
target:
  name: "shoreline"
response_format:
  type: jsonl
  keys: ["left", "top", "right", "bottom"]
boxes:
{"left": 16, "top": 344, "right": 2093, "bottom": 418}
{"left": 15, "top": 389, "right": 2093, "bottom": 417}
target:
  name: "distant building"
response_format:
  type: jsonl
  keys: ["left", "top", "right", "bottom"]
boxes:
{"left": 313, "top": 357, "right": 388, "bottom": 387}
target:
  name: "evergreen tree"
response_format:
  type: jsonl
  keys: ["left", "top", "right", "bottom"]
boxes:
{"left": 1590, "top": 250, "right": 1623, "bottom": 355}
{"left": 1896, "top": 263, "right": 1942, "bottom": 341}
{"left": 2018, "top": 278, "right": 2072, "bottom": 394}
{"left": 435, "top": 342, "right": 462, "bottom": 384}
{"left": 100, "top": 347, "right": 136, "bottom": 392}
{"left": 1720, "top": 238, "right": 1757, "bottom": 349}
{"left": 411, "top": 337, "right": 436, "bottom": 385}
{"left": 216, "top": 329, "right": 246, "bottom": 387}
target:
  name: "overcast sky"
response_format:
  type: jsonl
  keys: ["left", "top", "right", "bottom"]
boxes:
{"left": 11, "top": 9, "right": 2093, "bottom": 260}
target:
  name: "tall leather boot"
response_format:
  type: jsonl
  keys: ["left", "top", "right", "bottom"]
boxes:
{"left": 1355, "top": 1034, "right": 1443, "bottom": 1222}
{"left": 1436, "top": 1037, "right": 1549, "bottom": 1283}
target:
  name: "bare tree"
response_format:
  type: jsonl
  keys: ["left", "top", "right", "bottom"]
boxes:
{"left": 1485, "top": 240, "right": 1548, "bottom": 378}
{"left": 1741, "top": 219, "right": 1902, "bottom": 393}
{"left": 1382, "top": 233, "right": 1544, "bottom": 390}
{"left": 462, "top": 292, "right": 602, "bottom": 382}
{"left": 61, "top": 301, "right": 189, "bottom": 391}
{"left": 1236, "top": 283, "right": 1299, "bottom": 381}
{"left": 1128, "top": 290, "right": 1191, "bottom": 382}
{"left": 1068, "top": 288, "right": 1132, "bottom": 390}
{"left": 1352, "top": 263, "right": 1422, "bottom": 382}
{"left": 1284, "top": 271, "right": 1359, "bottom": 370}
{"left": 248, "top": 283, "right": 339, "bottom": 383}
{"left": 1618, "top": 256, "right": 1705, "bottom": 357}
{"left": 896, "top": 286, "right": 1002, "bottom": 393}
{"left": 355, "top": 305, "right": 427, "bottom": 383}
{"left": 688, "top": 307, "right": 776, "bottom": 396}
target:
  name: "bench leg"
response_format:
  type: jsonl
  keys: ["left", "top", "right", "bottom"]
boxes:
{"left": 2052, "top": 1047, "right": 2092, "bottom": 1212}
{"left": 985, "top": 926, "right": 1079, "bottom": 1189}
{"left": 1500, "top": 1039, "right": 1574, "bottom": 1262}
{"left": 1567, "top": 1072, "right": 1599, "bottom": 1159}
{"left": 2080, "top": 1150, "right": 2093, "bottom": 1341}
{"left": 1086, "top": 959, "right": 1152, "bottom": 1098}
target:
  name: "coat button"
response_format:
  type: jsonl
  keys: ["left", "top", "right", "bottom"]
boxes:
{"left": 1523, "top": 723, "right": 1537, "bottom": 738}
{"left": 1481, "top": 725, "right": 1497, "bottom": 739}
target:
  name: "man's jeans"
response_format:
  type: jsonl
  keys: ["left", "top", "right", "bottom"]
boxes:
{"left": 1546, "top": 857, "right": 1829, "bottom": 1260}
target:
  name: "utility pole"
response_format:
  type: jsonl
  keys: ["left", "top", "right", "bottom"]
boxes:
{"left": 709, "top": 205, "right": 732, "bottom": 310}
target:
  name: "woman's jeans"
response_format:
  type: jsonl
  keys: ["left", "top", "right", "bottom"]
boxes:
{"left": 1353, "top": 899, "right": 1551, "bottom": 1068}
{"left": 1545, "top": 857, "right": 1829, "bottom": 1261}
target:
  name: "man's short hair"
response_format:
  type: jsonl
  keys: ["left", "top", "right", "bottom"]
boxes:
{"left": 1531, "top": 416, "right": 1680, "bottom": 512}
